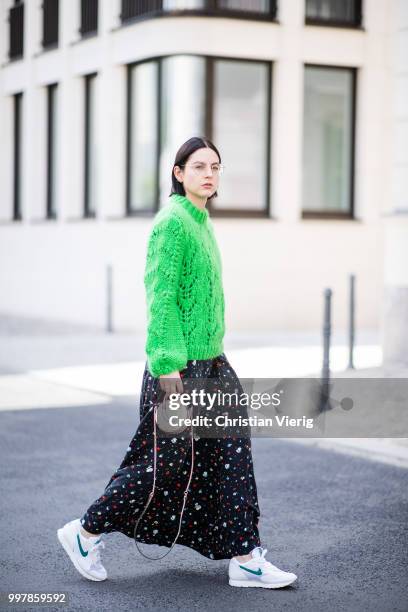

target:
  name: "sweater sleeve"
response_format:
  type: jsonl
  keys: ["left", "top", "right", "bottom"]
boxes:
{"left": 144, "top": 214, "right": 188, "bottom": 378}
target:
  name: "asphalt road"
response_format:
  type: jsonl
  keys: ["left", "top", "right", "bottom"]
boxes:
{"left": 1, "top": 399, "right": 407, "bottom": 612}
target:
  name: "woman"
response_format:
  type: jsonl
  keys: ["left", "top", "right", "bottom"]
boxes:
{"left": 57, "top": 136, "right": 297, "bottom": 589}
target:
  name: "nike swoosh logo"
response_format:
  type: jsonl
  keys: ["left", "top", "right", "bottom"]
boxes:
{"left": 239, "top": 565, "right": 262, "bottom": 575}
{"left": 77, "top": 534, "right": 88, "bottom": 557}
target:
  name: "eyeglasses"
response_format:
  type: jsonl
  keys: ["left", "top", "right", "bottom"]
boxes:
{"left": 179, "top": 162, "right": 225, "bottom": 176}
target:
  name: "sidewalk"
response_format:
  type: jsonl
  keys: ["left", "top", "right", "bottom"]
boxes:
{"left": 0, "top": 313, "right": 407, "bottom": 467}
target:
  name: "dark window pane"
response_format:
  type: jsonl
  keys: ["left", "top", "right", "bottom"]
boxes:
{"left": 121, "top": 0, "right": 162, "bottom": 21}
{"left": 9, "top": 2, "right": 24, "bottom": 59}
{"left": 80, "top": 0, "right": 98, "bottom": 35}
{"left": 121, "top": 0, "right": 276, "bottom": 18}
{"left": 13, "top": 93, "right": 23, "bottom": 220}
{"left": 42, "top": 0, "right": 59, "bottom": 48}
{"left": 305, "top": 0, "right": 361, "bottom": 25}
{"left": 217, "top": 0, "right": 270, "bottom": 13}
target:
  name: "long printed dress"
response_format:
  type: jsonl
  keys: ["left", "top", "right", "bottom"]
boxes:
{"left": 80, "top": 352, "right": 262, "bottom": 560}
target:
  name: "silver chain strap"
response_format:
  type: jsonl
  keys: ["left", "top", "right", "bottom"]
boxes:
{"left": 133, "top": 401, "right": 195, "bottom": 560}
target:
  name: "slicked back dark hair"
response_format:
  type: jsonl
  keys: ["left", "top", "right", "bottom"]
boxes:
{"left": 169, "top": 136, "right": 221, "bottom": 199}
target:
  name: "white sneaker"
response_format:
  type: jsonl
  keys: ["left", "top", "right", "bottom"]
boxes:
{"left": 57, "top": 518, "right": 107, "bottom": 581}
{"left": 229, "top": 546, "right": 297, "bottom": 588}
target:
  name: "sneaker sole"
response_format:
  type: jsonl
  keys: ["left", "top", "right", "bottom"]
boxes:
{"left": 229, "top": 576, "right": 297, "bottom": 588}
{"left": 57, "top": 527, "right": 107, "bottom": 582}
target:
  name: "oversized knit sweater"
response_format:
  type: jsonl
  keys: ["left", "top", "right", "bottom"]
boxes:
{"left": 144, "top": 192, "right": 225, "bottom": 377}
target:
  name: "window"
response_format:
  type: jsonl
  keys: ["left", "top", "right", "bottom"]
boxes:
{"left": 42, "top": 0, "right": 59, "bottom": 48}
{"left": 121, "top": 0, "right": 162, "bottom": 21}
{"left": 126, "top": 54, "right": 272, "bottom": 217}
{"left": 13, "top": 92, "right": 23, "bottom": 221}
{"left": 120, "top": 0, "right": 277, "bottom": 22}
{"left": 46, "top": 83, "right": 59, "bottom": 219}
{"left": 302, "top": 66, "right": 356, "bottom": 217}
{"left": 212, "top": 58, "right": 270, "bottom": 213}
{"left": 80, "top": 0, "right": 98, "bottom": 36}
{"left": 217, "top": 0, "right": 271, "bottom": 12}
{"left": 127, "top": 61, "right": 160, "bottom": 213}
{"left": 163, "top": 0, "right": 205, "bottom": 8}
{"left": 9, "top": 1, "right": 24, "bottom": 60}
{"left": 305, "top": 0, "right": 362, "bottom": 27}
{"left": 159, "top": 55, "right": 206, "bottom": 205}
{"left": 84, "top": 74, "right": 98, "bottom": 217}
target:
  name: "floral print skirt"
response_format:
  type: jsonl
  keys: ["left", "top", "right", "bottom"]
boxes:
{"left": 80, "top": 352, "right": 262, "bottom": 560}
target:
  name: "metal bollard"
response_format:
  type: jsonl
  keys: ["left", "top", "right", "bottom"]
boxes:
{"left": 320, "top": 288, "right": 332, "bottom": 413}
{"left": 106, "top": 263, "right": 113, "bottom": 333}
{"left": 348, "top": 274, "right": 355, "bottom": 369}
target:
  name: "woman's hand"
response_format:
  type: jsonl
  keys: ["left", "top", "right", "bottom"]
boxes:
{"left": 159, "top": 370, "right": 184, "bottom": 399}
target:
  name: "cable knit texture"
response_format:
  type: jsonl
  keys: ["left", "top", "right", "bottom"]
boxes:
{"left": 144, "top": 192, "right": 225, "bottom": 377}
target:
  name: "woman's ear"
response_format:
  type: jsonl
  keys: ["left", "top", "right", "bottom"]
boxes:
{"left": 173, "top": 165, "right": 183, "bottom": 183}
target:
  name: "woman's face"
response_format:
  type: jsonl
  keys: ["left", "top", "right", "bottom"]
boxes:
{"left": 174, "top": 147, "right": 221, "bottom": 200}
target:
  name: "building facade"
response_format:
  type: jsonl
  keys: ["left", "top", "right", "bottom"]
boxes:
{"left": 0, "top": 0, "right": 397, "bottom": 337}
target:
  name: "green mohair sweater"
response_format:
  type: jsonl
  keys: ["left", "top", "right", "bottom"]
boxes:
{"left": 144, "top": 193, "right": 225, "bottom": 377}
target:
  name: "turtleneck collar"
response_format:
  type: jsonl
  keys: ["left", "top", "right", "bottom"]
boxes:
{"left": 171, "top": 193, "right": 209, "bottom": 224}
